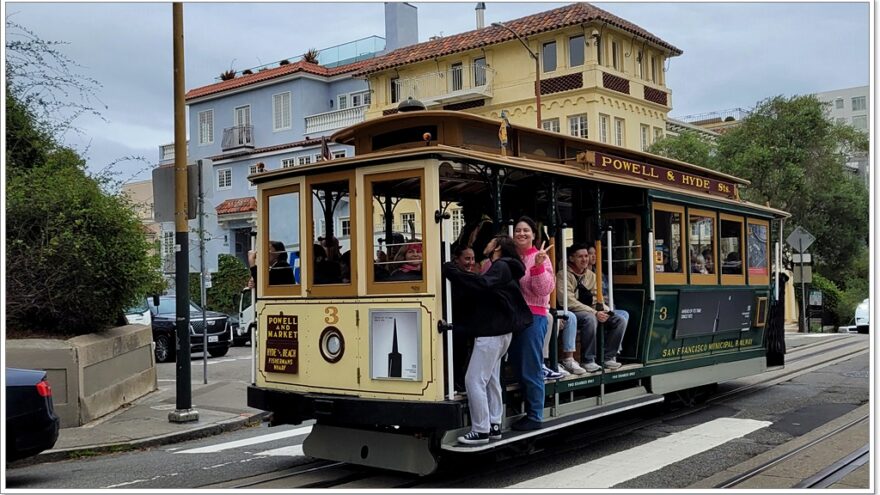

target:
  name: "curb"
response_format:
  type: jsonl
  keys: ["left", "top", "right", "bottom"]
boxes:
{"left": 10, "top": 411, "right": 271, "bottom": 467}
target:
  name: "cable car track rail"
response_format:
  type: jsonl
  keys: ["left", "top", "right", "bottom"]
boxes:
{"left": 714, "top": 414, "right": 869, "bottom": 489}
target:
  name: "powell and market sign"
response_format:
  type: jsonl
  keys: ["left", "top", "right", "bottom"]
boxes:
{"left": 577, "top": 152, "right": 739, "bottom": 199}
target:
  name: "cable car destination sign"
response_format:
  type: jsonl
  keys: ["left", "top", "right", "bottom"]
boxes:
{"left": 578, "top": 152, "right": 739, "bottom": 199}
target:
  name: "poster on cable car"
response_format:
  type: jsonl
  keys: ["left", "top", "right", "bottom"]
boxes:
{"left": 369, "top": 309, "right": 421, "bottom": 381}
{"left": 675, "top": 290, "right": 754, "bottom": 338}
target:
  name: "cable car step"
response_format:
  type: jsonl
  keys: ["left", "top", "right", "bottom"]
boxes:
{"left": 440, "top": 393, "right": 665, "bottom": 453}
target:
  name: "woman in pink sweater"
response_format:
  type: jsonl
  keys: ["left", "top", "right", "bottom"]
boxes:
{"left": 508, "top": 216, "right": 555, "bottom": 431}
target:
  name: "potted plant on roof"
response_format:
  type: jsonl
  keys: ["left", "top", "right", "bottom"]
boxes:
{"left": 219, "top": 69, "right": 236, "bottom": 81}
{"left": 302, "top": 48, "right": 320, "bottom": 64}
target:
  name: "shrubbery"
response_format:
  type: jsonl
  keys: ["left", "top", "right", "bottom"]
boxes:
{"left": 6, "top": 155, "right": 164, "bottom": 335}
{"left": 800, "top": 273, "right": 843, "bottom": 327}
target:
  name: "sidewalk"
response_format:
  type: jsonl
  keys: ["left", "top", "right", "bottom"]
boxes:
{"left": 21, "top": 379, "right": 268, "bottom": 465}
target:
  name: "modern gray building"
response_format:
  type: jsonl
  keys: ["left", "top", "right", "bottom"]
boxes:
{"left": 814, "top": 85, "right": 869, "bottom": 185}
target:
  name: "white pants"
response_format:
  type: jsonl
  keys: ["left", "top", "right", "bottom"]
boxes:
{"left": 465, "top": 333, "right": 513, "bottom": 433}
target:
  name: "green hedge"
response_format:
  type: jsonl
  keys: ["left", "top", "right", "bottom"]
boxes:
{"left": 6, "top": 164, "right": 163, "bottom": 336}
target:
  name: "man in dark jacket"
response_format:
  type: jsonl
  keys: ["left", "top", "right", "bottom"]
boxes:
{"left": 442, "top": 234, "right": 532, "bottom": 445}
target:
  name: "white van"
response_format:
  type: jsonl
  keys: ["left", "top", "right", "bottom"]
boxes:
{"left": 124, "top": 300, "right": 151, "bottom": 326}
{"left": 232, "top": 287, "right": 255, "bottom": 345}
{"left": 854, "top": 298, "right": 869, "bottom": 334}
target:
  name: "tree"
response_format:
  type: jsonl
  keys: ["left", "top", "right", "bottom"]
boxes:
{"left": 189, "top": 254, "right": 251, "bottom": 315}
{"left": 714, "top": 95, "right": 869, "bottom": 280}
{"left": 5, "top": 23, "right": 164, "bottom": 336}
{"left": 648, "top": 131, "right": 717, "bottom": 169}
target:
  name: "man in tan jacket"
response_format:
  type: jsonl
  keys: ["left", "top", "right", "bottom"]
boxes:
{"left": 556, "top": 243, "right": 625, "bottom": 370}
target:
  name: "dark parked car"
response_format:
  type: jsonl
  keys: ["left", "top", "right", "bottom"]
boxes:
{"left": 148, "top": 296, "right": 231, "bottom": 363}
{"left": 6, "top": 368, "right": 60, "bottom": 462}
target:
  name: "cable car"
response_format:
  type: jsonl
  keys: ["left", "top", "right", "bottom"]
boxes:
{"left": 246, "top": 106, "right": 789, "bottom": 475}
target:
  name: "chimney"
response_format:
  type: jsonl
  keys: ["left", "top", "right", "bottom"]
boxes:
{"left": 384, "top": 2, "right": 419, "bottom": 52}
{"left": 475, "top": 2, "right": 485, "bottom": 29}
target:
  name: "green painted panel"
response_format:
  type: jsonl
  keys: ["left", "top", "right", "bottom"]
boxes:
{"left": 646, "top": 287, "right": 767, "bottom": 363}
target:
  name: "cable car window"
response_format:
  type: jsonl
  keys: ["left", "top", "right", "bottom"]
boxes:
{"left": 262, "top": 184, "right": 301, "bottom": 296}
{"left": 688, "top": 209, "right": 717, "bottom": 284}
{"left": 310, "top": 178, "right": 350, "bottom": 286}
{"left": 654, "top": 207, "right": 684, "bottom": 276}
{"left": 604, "top": 214, "right": 641, "bottom": 284}
{"left": 720, "top": 216, "right": 744, "bottom": 276}
{"left": 747, "top": 219, "right": 770, "bottom": 285}
{"left": 366, "top": 169, "right": 426, "bottom": 294}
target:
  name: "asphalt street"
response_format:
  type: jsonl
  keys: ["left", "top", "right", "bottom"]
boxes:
{"left": 6, "top": 337, "right": 869, "bottom": 490}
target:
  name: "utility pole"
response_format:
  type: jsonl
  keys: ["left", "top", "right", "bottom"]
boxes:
{"left": 169, "top": 2, "right": 198, "bottom": 423}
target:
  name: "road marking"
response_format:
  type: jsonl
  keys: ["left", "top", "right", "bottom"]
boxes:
{"left": 105, "top": 472, "right": 179, "bottom": 488}
{"left": 175, "top": 425, "right": 312, "bottom": 454}
{"left": 252, "top": 444, "right": 305, "bottom": 457}
{"left": 511, "top": 417, "right": 771, "bottom": 488}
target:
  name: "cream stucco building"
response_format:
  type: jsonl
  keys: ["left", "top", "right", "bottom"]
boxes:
{"left": 355, "top": 3, "right": 682, "bottom": 153}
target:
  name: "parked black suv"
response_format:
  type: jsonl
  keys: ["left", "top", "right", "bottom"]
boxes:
{"left": 148, "top": 296, "right": 231, "bottom": 363}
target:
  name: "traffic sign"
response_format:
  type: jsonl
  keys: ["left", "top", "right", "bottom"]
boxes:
{"left": 792, "top": 253, "right": 812, "bottom": 264}
{"left": 786, "top": 226, "right": 815, "bottom": 253}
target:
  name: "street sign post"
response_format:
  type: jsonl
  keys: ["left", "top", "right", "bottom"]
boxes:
{"left": 786, "top": 226, "right": 815, "bottom": 333}
{"left": 786, "top": 226, "right": 815, "bottom": 253}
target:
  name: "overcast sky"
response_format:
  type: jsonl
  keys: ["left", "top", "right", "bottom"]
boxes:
{"left": 5, "top": 2, "right": 870, "bottom": 182}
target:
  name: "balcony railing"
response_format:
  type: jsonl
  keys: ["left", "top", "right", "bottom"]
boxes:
{"left": 221, "top": 125, "right": 254, "bottom": 151}
{"left": 304, "top": 106, "right": 367, "bottom": 135}
{"left": 393, "top": 63, "right": 495, "bottom": 107}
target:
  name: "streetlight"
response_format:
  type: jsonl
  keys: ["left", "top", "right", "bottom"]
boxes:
{"left": 492, "top": 21, "right": 542, "bottom": 128}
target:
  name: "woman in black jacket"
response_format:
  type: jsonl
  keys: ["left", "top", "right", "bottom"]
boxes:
{"left": 442, "top": 234, "right": 532, "bottom": 445}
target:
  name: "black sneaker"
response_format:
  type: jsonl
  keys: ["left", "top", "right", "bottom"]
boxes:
{"left": 511, "top": 417, "right": 542, "bottom": 431}
{"left": 457, "top": 430, "right": 489, "bottom": 445}
{"left": 489, "top": 423, "right": 502, "bottom": 440}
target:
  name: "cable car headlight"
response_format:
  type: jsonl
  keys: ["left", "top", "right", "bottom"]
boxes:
{"left": 319, "top": 326, "right": 344, "bottom": 363}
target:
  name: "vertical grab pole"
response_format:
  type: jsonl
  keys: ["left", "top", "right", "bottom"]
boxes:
{"left": 605, "top": 228, "right": 614, "bottom": 310}
{"left": 648, "top": 231, "right": 655, "bottom": 302}
{"left": 441, "top": 211, "right": 455, "bottom": 400}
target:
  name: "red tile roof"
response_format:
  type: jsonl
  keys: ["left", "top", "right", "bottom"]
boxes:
{"left": 186, "top": 59, "right": 375, "bottom": 101}
{"left": 215, "top": 197, "right": 257, "bottom": 215}
{"left": 354, "top": 3, "right": 681, "bottom": 76}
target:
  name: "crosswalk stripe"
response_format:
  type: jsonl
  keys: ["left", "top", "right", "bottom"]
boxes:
{"left": 252, "top": 444, "right": 305, "bottom": 457}
{"left": 175, "top": 425, "right": 313, "bottom": 454}
{"left": 511, "top": 417, "right": 771, "bottom": 488}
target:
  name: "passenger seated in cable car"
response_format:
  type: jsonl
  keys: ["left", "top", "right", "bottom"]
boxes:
{"left": 701, "top": 249, "right": 715, "bottom": 274}
{"left": 691, "top": 254, "right": 709, "bottom": 274}
{"left": 247, "top": 240, "right": 295, "bottom": 287}
{"left": 313, "top": 243, "right": 342, "bottom": 284}
{"left": 587, "top": 245, "right": 630, "bottom": 331}
{"left": 561, "top": 243, "right": 625, "bottom": 371}
{"left": 388, "top": 243, "right": 423, "bottom": 281}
